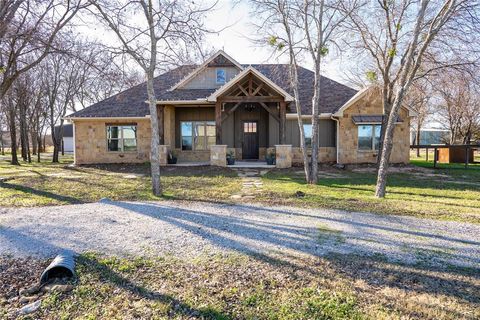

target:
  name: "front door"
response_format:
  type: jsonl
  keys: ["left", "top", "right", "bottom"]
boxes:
{"left": 242, "top": 121, "right": 259, "bottom": 159}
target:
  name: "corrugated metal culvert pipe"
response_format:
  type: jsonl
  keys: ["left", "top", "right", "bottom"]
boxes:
{"left": 39, "top": 252, "right": 76, "bottom": 284}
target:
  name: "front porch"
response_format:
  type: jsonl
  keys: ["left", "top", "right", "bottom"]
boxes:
{"left": 165, "top": 160, "right": 275, "bottom": 169}
{"left": 156, "top": 66, "right": 294, "bottom": 168}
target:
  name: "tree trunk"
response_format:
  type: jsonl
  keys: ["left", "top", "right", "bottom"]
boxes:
{"left": 8, "top": 107, "right": 19, "bottom": 165}
{"left": 51, "top": 123, "right": 60, "bottom": 163}
{"left": 0, "top": 131, "right": 4, "bottom": 155}
{"left": 146, "top": 71, "right": 161, "bottom": 196}
{"left": 375, "top": 117, "right": 396, "bottom": 198}
{"left": 309, "top": 67, "right": 321, "bottom": 185}
{"left": 375, "top": 93, "right": 404, "bottom": 198}
{"left": 17, "top": 98, "right": 28, "bottom": 161}
{"left": 31, "top": 126, "right": 37, "bottom": 155}
{"left": 377, "top": 101, "right": 391, "bottom": 167}
{"left": 416, "top": 125, "right": 421, "bottom": 157}
{"left": 26, "top": 128, "right": 31, "bottom": 163}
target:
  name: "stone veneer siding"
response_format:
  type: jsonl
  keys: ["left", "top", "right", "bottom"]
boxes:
{"left": 291, "top": 147, "right": 337, "bottom": 164}
{"left": 73, "top": 118, "right": 152, "bottom": 165}
{"left": 337, "top": 95, "right": 410, "bottom": 164}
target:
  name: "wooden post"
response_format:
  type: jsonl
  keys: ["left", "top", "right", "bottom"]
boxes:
{"left": 433, "top": 147, "right": 437, "bottom": 168}
{"left": 426, "top": 147, "right": 429, "bottom": 162}
{"left": 158, "top": 105, "right": 164, "bottom": 145}
{"left": 279, "top": 101, "right": 286, "bottom": 144}
{"left": 215, "top": 101, "right": 222, "bottom": 144}
{"left": 465, "top": 145, "right": 469, "bottom": 168}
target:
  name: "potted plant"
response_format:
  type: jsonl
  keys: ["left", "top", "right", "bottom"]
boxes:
{"left": 226, "top": 150, "right": 235, "bottom": 165}
{"left": 265, "top": 150, "right": 275, "bottom": 165}
{"left": 167, "top": 150, "right": 177, "bottom": 164}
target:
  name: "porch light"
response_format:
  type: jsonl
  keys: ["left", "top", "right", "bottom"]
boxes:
{"left": 245, "top": 104, "right": 256, "bottom": 112}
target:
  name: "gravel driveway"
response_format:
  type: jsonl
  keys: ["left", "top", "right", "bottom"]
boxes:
{"left": 1, "top": 200, "right": 479, "bottom": 268}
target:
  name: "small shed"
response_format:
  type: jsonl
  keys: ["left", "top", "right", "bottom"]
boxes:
{"left": 54, "top": 124, "right": 74, "bottom": 153}
{"left": 437, "top": 146, "right": 475, "bottom": 164}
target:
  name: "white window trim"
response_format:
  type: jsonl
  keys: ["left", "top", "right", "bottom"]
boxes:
{"left": 215, "top": 68, "right": 226, "bottom": 84}
{"left": 106, "top": 125, "right": 138, "bottom": 153}
{"left": 357, "top": 124, "right": 381, "bottom": 151}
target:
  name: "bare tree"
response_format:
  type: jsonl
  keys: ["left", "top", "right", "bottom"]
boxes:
{"left": 436, "top": 69, "right": 480, "bottom": 144}
{"left": 90, "top": 0, "right": 214, "bottom": 196}
{"left": 41, "top": 40, "right": 94, "bottom": 163}
{"left": 250, "top": 0, "right": 358, "bottom": 184}
{"left": 340, "top": 0, "right": 480, "bottom": 197}
{"left": 0, "top": 0, "right": 88, "bottom": 99}
{"left": 0, "top": 0, "right": 23, "bottom": 41}
{"left": 405, "top": 80, "right": 431, "bottom": 156}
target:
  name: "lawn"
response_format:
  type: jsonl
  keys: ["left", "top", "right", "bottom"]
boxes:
{"left": 0, "top": 154, "right": 241, "bottom": 206}
{"left": 259, "top": 157, "right": 480, "bottom": 224}
{"left": 2, "top": 152, "right": 480, "bottom": 223}
{"left": 2, "top": 252, "right": 478, "bottom": 320}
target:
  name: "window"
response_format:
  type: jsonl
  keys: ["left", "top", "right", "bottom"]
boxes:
{"left": 216, "top": 68, "right": 226, "bottom": 84}
{"left": 181, "top": 121, "right": 216, "bottom": 150}
{"left": 303, "top": 124, "right": 312, "bottom": 147}
{"left": 243, "top": 122, "right": 257, "bottom": 133}
{"left": 107, "top": 125, "right": 137, "bottom": 152}
{"left": 358, "top": 124, "right": 381, "bottom": 150}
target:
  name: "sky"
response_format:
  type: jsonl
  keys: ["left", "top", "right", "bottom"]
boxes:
{"left": 77, "top": 0, "right": 347, "bottom": 84}
{"left": 202, "top": 0, "right": 345, "bottom": 82}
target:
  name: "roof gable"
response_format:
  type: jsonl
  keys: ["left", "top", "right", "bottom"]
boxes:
{"left": 207, "top": 66, "right": 294, "bottom": 102}
{"left": 333, "top": 86, "right": 417, "bottom": 117}
{"left": 170, "top": 50, "right": 243, "bottom": 90}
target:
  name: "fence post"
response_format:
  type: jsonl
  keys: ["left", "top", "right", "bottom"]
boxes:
{"left": 465, "top": 145, "right": 469, "bottom": 169}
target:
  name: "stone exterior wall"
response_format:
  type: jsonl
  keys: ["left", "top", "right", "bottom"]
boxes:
{"left": 174, "top": 149, "right": 210, "bottom": 162}
{"left": 73, "top": 118, "right": 151, "bottom": 165}
{"left": 291, "top": 147, "right": 337, "bottom": 164}
{"left": 275, "top": 145, "right": 292, "bottom": 168}
{"left": 210, "top": 145, "right": 227, "bottom": 166}
{"left": 337, "top": 94, "right": 410, "bottom": 164}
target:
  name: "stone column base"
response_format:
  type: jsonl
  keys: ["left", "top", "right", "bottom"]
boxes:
{"left": 275, "top": 145, "right": 292, "bottom": 168}
{"left": 158, "top": 145, "right": 170, "bottom": 166}
{"left": 210, "top": 145, "right": 227, "bottom": 167}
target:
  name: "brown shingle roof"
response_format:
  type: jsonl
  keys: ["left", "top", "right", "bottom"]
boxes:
{"left": 68, "top": 64, "right": 357, "bottom": 118}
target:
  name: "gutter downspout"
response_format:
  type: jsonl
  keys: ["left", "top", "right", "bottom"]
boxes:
{"left": 331, "top": 115, "right": 340, "bottom": 164}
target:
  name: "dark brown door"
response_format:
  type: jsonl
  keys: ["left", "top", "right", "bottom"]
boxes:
{"left": 242, "top": 121, "right": 259, "bottom": 159}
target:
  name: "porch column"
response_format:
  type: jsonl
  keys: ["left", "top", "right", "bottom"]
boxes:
{"left": 215, "top": 101, "right": 222, "bottom": 144}
{"left": 158, "top": 104, "right": 164, "bottom": 145}
{"left": 279, "top": 101, "right": 286, "bottom": 144}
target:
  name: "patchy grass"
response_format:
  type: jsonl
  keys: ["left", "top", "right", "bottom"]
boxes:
{"left": 1, "top": 252, "right": 479, "bottom": 319}
{"left": 259, "top": 162, "right": 480, "bottom": 224}
{"left": 0, "top": 154, "right": 241, "bottom": 207}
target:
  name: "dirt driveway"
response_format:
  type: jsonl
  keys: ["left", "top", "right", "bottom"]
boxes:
{"left": 1, "top": 200, "right": 479, "bottom": 269}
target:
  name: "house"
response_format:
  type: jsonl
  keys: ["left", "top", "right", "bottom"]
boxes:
{"left": 54, "top": 124, "right": 74, "bottom": 153}
{"left": 66, "top": 51, "right": 413, "bottom": 167}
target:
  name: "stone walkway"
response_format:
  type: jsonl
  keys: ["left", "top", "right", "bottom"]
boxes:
{"left": 230, "top": 169, "right": 269, "bottom": 201}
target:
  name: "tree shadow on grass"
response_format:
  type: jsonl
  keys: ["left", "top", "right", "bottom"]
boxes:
{"left": 106, "top": 201, "right": 480, "bottom": 304}
{"left": 78, "top": 254, "right": 231, "bottom": 319}
{"left": 0, "top": 181, "right": 82, "bottom": 204}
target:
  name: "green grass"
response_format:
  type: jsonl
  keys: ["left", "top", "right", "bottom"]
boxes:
{"left": 260, "top": 159, "right": 480, "bottom": 224}
{"left": 2, "top": 152, "right": 480, "bottom": 223}
{"left": 0, "top": 154, "right": 241, "bottom": 206}
{"left": 3, "top": 252, "right": 479, "bottom": 320}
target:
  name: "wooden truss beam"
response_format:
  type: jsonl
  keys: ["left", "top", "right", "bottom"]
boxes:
{"left": 259, "top": 102, "right": 280, "bottom": 122}
{"left": 221, "top": 102, "right": 242, "bottom": 122}
{"left": 219, "top": 96, "right": 283, "bottom": 103}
